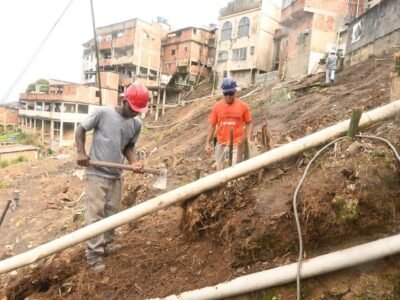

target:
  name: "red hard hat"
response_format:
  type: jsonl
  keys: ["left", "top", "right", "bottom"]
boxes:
{"left": 124, "top": 84, "right": 149, "bottom": 113}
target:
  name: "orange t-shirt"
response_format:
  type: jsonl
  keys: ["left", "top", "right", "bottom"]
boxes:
{"left": 208, "top": 98, "right": 252, "bottom": 145}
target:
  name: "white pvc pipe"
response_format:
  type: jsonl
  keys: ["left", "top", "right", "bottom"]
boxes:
{"left": 155, "top": 234, "right": 400, "bottom": 300}
{"left": 0, "top": 100, "right": 399, "bottom": 274}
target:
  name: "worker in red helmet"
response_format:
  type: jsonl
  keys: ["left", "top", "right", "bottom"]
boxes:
{"left": 75, "top": 83, "right": 149, "bottom": 272}
{"left": 205, "top": 77, "right": 252, "bottom": 170}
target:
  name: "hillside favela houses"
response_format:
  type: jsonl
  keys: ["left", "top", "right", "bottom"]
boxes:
{"left": 19, "top": 73, "right": 118, "bottom": 150}
{"left": 161, "top": 26, "right": 217, "bottom": 89}
{"left": 82, "top": 18, "right": 169, "bottom": 89}
{"left": 214, "top": 0, "right": 281, "bottom": 88}
{"left": 277, "top": 0, "right": 370, "bottom": 79}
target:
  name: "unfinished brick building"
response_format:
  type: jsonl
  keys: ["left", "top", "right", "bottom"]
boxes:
{"left": 82, "top": 18, "right": 168, "bottom": 89}
{"left": 161, "top": 26, "right": 216, "bottom": 89}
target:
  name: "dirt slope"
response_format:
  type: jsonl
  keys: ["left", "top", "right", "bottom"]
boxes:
{"left": 1, "top": 52, "right": 400, "bottom": 299}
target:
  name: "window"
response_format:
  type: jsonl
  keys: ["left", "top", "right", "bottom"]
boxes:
{"left": 117, "top": 32, "right": 123, "bottom": 38}
{"left": 64, "top": 103, "right": 76, "bottom": 113}
{"left": 232, "top": 48, "right": 247, "bottom": 60}
{"left": 54, "top": 103, "right": 62, "bottom": 112}
{"left": 238, "top": 17, "right": 250, "bottom": 38}
{"left": 221, "top": 21, "right": 232, "bottom": 41}
{"left": 217, "top": 51, "right": 229, "bottom": 61}
{"left": 36, "top": 102, "right": 43, "bottom": 111}
{"left": 20, "top": 101, "right": 27, "bottom": 110}
{"left": 27, "top": 102, "right": 35, "bottom": 111}
{"left": 250, "top": 46, "right": 255, "bottom": 55}
{"left": 184, "top": 46, "right": 188, "bottom": 52}
{"left": 44, "top": 102, "right": 52, "bottom": 112}
{"left": 78, "top": 104, "right": 89, "bottom": 114}
{"left": 171, "top": 49, "right": 176, "bottom": 55}
{"left": 223, "top": 70, "right": 228, "bottom": 78}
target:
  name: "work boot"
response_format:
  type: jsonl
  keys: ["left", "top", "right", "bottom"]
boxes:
{"left": 88, "top": 256, "right": 105, "bottom": 272}
{"left": 103, "top": 243, "right": 122, "bottom": 256}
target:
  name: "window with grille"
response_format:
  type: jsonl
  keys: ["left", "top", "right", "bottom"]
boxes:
{"left": 221, "top": 21, "right": 232, "bottom": 41}
{"left": 232, "top": 48, "right": 247, "bottom": 60}
{"left": 238, "top": 17, "right": 250, "bottom": 38}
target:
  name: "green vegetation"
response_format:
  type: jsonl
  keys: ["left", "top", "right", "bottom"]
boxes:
{"left": 332, "top": 195, "right": 359, "bottom": 224}
{"left": 0, "top": 160, "right": 9, "bottom": 168}
{"left": 0, "top": 156, "right": 28, "bottom": 168}
{"left": 11, "top": 156, "right": 28, "bottom": 164}
{"left": 26, "top": 78, "right": 49, "bottom": 93}
{"left": 16, "top": 132, "right": 37, "bottom": 145}
{"left": 0, "top": 131, "right": 38, "bottom": 145}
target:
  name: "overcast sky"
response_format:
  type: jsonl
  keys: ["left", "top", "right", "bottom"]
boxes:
{"left": 0, "top": 0, "right": 233, "bottom": 104}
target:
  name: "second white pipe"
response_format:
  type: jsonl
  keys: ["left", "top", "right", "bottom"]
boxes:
{"left": 0, "top": 100, "right": 399, "bottom": 274}
{"left": 155, "top": 234, "right": 400, "bottom": 299}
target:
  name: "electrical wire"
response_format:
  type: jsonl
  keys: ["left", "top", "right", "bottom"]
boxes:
{"left": 293, "top": 134, "right": 400, "bottom": 300}
{"left": 0, "top": 0, "right": 75, "bottom": 105}
{"left": 292, "top": 136, "right": 345, "bottom": 300}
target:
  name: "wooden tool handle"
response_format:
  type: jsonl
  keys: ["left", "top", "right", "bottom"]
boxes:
{"left": 89, "top": 160, "right": 160, "bottom": 175}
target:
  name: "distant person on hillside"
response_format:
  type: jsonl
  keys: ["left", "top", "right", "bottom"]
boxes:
{"left": 205, "top": 77, "right": 252, "bottom": 170}
{"left": 75, "top": 84, "right": 149, "bottom": 272}
{"left": 326, "top": 50, "right": 338, "bottom": 84}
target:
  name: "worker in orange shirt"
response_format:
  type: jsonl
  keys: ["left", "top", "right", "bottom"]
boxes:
{"left": 205, "top": 77, "right": 252, "bottom": 170}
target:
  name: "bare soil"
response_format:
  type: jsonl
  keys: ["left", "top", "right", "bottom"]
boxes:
{"left": 1, "top": 51, "right": 400, "bottom": 299}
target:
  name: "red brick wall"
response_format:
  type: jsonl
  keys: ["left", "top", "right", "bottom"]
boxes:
{"left": 161, "top": 28, "right": 214, "bottom": 77}
{"left": 0, "top": 107, "right": 18, "bottom": 125}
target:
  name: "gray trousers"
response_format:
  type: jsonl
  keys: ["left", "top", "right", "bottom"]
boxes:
{"left": 85, "top": 174, "right": 122, "bottom": 262}
{"left": 215, "top": 143, "right": 239, "bottom": 171}
{"left": 326, "top": 69, "right": 336, "bottom": 83}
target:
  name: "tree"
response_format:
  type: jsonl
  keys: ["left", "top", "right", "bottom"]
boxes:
{"left": 26, "top": 79, "right": 49, "bottom": 93}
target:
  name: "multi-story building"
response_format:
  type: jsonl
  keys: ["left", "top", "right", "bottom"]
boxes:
{"left": 161, "top": 26, "right": 216, "bottom": 88}
{"left": 215, "top": 0, "right": 281, "bottom": 88}
{"left": 278, "top": 0, "right": 361, "bottom": 79}
{"left": 19, "top": 73, "right": 118, "bottom": 149}
{"left": 82, "top": 18, "right": 168, "bottom": 89}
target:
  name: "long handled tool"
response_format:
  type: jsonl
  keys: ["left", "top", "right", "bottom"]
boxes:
{"left": 89, "top": 160, "right": 167, "bottom": 190}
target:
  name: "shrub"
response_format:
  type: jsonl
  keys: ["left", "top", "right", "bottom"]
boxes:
{"left": 0, "top": 160, "right": 9, "bottom": 168}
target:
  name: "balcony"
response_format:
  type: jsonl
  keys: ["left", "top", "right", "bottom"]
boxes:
{"left": 112, "top": 55, "right": 134, "bottom": 65}
{"left": 281, "top": 0, "right": 313, "bottom": 26}
{"left": 19, "top": 93, "right": 63, "bottom": 101}
{"left": 99, "top": 58, "right": 112, "bottom": 66}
